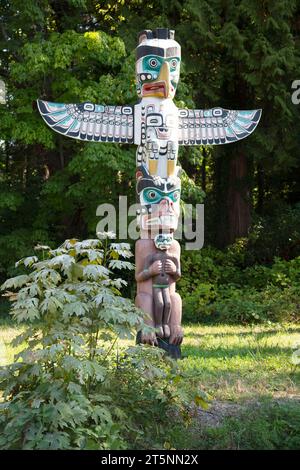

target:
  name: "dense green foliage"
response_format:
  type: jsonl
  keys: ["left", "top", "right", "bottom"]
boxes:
{"left": 1, "top": 0, "right": 300, "bottom": 286}
{"left": 0, "top": 237, "right": 197, "bottom": 449}
{"left": 0, "top": 2, "right": 137, "bottom": 281}
{"left": 179, "top": 242, "right": 300, "bottom": 323}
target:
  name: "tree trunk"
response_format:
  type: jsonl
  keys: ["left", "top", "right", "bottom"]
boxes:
{"left": 256, "top": 162, "right": 264, "bottom": 214}
{"left": 227, "top": 151, "right": 251, "bottom": 244}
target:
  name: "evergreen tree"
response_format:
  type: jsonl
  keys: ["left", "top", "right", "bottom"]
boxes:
{"left": 105, "top": 0, "right": 300, "bottom": 245}
{"left": 1, "top": 0, "right": 300, "bottom": 285}
{"left": 0, "top": 1, "right": 136, "bottom": 281}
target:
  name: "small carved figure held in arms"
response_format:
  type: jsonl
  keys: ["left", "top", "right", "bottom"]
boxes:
{"left": 136, "top": 233, "right": 182, "bottom": 344}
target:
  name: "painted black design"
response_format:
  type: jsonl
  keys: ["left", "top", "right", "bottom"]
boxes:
{"left": 178, "top": 107, "right": 262, "bottom": 145}
{"left": 37, "top": 100, "right": 134, "bottom": 143}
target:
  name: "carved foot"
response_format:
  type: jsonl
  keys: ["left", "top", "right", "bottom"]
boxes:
{"left": 155, "top": 325, "right": 164, "bottom": 338}
{"left": 163, "top": 324, "right": 170, "bottom": 338}
{"left": 169, "top": 325, "right": 183, "bottom": 346}
{"left": 152, "top": 175, "right": 164, "bottom": 186}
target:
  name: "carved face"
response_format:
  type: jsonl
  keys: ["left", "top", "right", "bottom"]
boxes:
{"left": 136, "top": 29, "right": 181, "bottom": 99}
{"left": 154, "top": 233, "right": 174, "bottom": 250}
{"left": 136, "top": 164, "right": 181, "bottom": 232}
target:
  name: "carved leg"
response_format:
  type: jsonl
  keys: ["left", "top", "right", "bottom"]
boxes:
{"left": 162, "top": 287, "right": 171, "bottom": 338}
{"left": 153, "top": 288, "right": 164, "bottom": 338}
{"left": 148, "top": 141, "right": 159, "bottom": 176}
{"left": 169, "top": 292, "right": 183, "bottom": 345}
{"left": 135, "top": 292, "right": 157, "bottom": 346}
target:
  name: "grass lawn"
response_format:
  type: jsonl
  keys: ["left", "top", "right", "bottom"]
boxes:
{"left": 176, "top": 323, "right": 300, "bottom": 449}
{"left": 1, "top": 320, "right": 300, "bottom": 449}
{"left": 181, "top": 323, "right": 300, "bottom": 402}
{"left": 0, "top": 320, "right": 25, "bottom": 366}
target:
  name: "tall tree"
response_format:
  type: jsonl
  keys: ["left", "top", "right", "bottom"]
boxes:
{"left": 0, "top": 0, "right": 137, "bottom": 280}
{"left": 103, "top": 0, "right": 300, "bottom": 245}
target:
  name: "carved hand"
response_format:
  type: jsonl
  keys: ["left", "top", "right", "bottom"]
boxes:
{"left": 140, "top": 331, "right": 158, "bottom": 346}
{"left": 165, "top": 259, "right": 177, "bottom": 274}
{"left": 149, "top": 260, "right": 163, "bottom": 276}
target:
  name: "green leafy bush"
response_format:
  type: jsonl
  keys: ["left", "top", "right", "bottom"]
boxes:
{"left": 213, "top": 284, "right": 300, "bottom": 324}
{"left": 179, "top": 247, "right": 300, "bottom": 324}
{"left": 0, "top": 236, "right": 191, "bottom": 450}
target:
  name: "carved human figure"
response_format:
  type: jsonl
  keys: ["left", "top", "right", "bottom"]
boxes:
{"left": 145, "top": 234, "right": 180, "bottom": 338}
{"left": 135, "top": 233, "right": 183, "bottom": 346}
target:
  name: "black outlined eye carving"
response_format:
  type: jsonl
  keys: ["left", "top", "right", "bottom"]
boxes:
{"left": 148, "top": 190, "right": 157, "bottom": 199}
{"left": 149, "top": 58, "right": 158, "bottom": 68}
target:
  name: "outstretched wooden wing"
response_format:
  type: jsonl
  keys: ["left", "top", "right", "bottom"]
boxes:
{"left": 178, "top": 107, "right": 262, "bottom": 145}
{"left": 37, "top": 100, "right": 134, "bottom": 143}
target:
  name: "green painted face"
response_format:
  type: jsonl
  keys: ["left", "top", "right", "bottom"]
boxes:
{"left": 142, "top": 55, "right": 180, "bottom": 75}
{"left": 141, "top": 187, "right": 180, "bottom": 205}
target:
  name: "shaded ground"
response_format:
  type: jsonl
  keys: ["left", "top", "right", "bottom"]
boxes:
{"left": 1, "top": 320, "right": 300, "bottom": 448}
{"left": 192, "top": 400, "right": 243, "bottom": 428}
{"left": 192, "top": 396, "right": 300, "bottom": 428}
{"left": 172, "top": 323, "right": 300, "bottom": 449}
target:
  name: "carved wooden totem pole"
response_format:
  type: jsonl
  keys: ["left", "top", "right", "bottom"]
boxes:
{"left": 38, "top": 28, "right": 261, "bottom": 357}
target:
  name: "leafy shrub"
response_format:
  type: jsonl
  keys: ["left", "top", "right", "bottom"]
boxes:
{"left": 179, "top": 247, "right": 300, "bottom": 324}
{"left": 0, "top": 236, "right": 192, "bottom": 450}
{"left": 213, "top": 284, "right": 300, "bottom": 324}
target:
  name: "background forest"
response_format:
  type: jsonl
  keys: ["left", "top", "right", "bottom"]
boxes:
{"left": 1, "top": 0, "right": 300, "bottom": 452}
{"left": 1, "top": 0, "right": 300, "bottom": 324}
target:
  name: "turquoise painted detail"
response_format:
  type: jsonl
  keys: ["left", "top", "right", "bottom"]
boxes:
{"left": 233, "top": 122, "right": 248, "bottom": 133}
{"left": 142, "top": 188, "right": 180, "bottom": 204}
{"left": 51, "top": 110, "right": 68, "bottom": 117}
{"left": 68, "top": 120, "right": 79, "bottom": 130}
{"left": 59, "top": 116, "right": 73, "bottom": 125}
{"left": 226, "top": 127, "right": 235, "bottom": 136}
{"left": 236, "top": 115, "right": 252, "bottom": 124}
{"left": 141, "top": 55, "right": 180, "bottom": 75}
{"left": 238, "top": 110, "right": 253, "bottom": 116}
{"left": 95, "top": 105, "right": 105, "bottom": 112}
{"left": 49, "top": 102, "right": 65, "bottom": 108}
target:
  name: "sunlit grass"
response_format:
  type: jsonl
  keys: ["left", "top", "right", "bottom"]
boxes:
{"left": 180, "top": 323, "right": 300, "bottom": 401}
{"left": 1, "top": 320, "right": 299, "bottom": 403}
{"left": 0, "top": 321, "right": 24, "bottom": 366}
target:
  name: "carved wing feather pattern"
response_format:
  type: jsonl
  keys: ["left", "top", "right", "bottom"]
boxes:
{"left": 178, "top": 107, "right": 262, "bottom": 145}
{"left": 37, "top": 100, "right": 134, "bottom": 143}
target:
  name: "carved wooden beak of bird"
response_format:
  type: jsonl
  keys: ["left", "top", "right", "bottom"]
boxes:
{"left": 142, "top": 62, "right": 172, "bottom": 99}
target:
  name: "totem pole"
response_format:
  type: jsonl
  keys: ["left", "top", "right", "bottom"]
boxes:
{"left": 37, "top": 28, "right": 261, "bottom": 357}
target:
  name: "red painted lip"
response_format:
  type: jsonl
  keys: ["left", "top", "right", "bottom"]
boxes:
{"left": 142, "top": 81, "right": 166, "bottom": 97}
